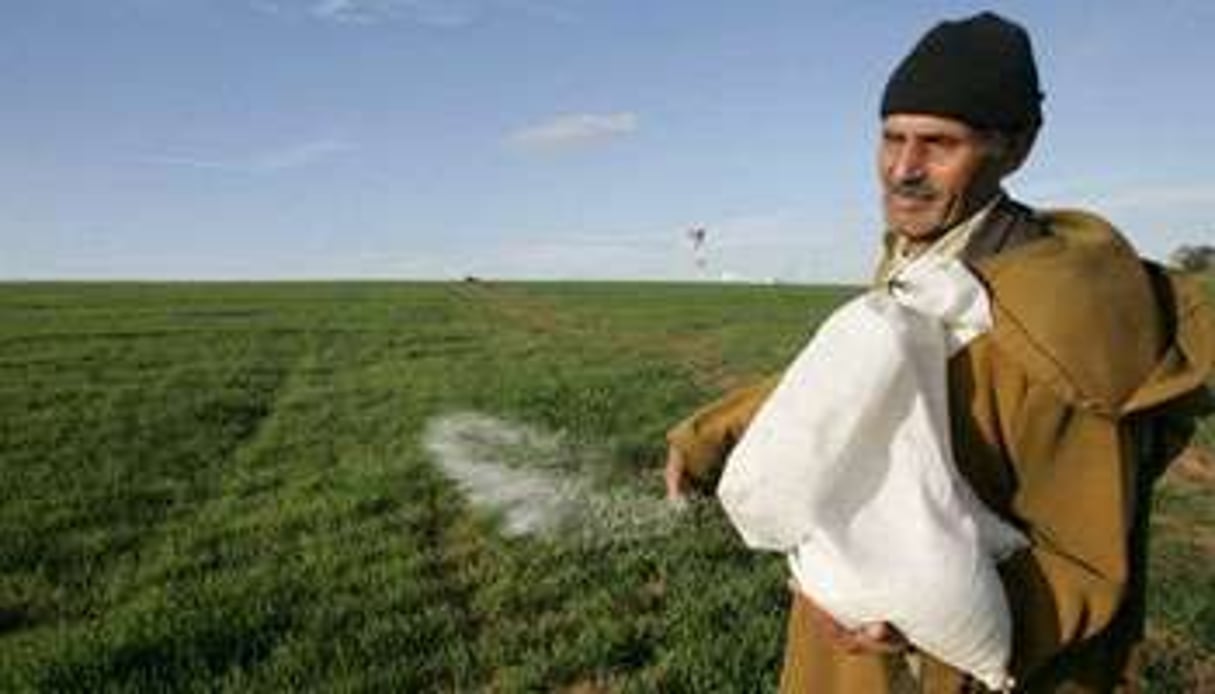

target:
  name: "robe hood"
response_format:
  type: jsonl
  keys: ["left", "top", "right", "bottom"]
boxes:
{"left": 974, "top": 209, "right": 1214, "bottom": 419}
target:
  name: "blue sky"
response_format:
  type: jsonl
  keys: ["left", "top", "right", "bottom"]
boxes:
{"left": 3, "top": 0, "right": 1213, "bottom": 282}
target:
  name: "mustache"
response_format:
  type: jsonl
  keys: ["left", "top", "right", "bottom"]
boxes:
{"left": 889, "top": 178, "right": 939, "bottom": 201}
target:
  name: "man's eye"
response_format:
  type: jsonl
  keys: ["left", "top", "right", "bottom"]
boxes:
{"left": 925, "top": 139, "right": 960, "bottom": 156}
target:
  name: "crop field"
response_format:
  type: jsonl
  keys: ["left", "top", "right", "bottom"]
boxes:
{"left": 1, "top": 281, "right": 1212, "bottom": 692}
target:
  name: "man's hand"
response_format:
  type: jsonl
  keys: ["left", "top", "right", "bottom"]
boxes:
{"left": 664, "top": 445, "right": 691, "bottom": 502}
{"left": 789, "top": 579, "right": 909, "bottom": 655}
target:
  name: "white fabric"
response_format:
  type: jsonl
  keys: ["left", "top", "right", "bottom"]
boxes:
{"left": 716, "top": 256, "right": 1026, "bottom": 691}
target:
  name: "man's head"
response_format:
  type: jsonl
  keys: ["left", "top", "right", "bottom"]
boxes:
{"left": 877, "top": 12, "right": 1043, "bottom": 241}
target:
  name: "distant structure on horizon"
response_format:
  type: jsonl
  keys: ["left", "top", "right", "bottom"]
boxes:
{"left": 686, "top": 225, "right": 708, "bottom": 278}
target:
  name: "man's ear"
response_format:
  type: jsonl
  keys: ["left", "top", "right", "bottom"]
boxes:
{"left": 998, "top": 126, "right": 1039, "bottom": 176}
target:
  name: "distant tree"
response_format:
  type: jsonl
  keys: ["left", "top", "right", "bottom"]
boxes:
{"left": 1169, "top": 244, "right": 1215, "bottom": 272}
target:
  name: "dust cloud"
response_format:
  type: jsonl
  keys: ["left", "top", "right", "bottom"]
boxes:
{"left": 422, "top": 412, "right": 688, "bottom": 544}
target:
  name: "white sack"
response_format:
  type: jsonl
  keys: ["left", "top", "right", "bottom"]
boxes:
{"left": 716, "top": 257, "right": 1026, "bottom": 691}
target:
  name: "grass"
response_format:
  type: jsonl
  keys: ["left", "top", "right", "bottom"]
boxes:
{"left": 0, "top": 280, "right": 1211, "bottom": 691}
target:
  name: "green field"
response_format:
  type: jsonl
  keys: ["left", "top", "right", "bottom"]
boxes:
{"left": 1, "top": 282, "right": 1212, "bottom": 692}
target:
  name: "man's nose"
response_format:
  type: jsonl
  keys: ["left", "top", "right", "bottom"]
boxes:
{"left": 891, "top": 142, "right": 928, "bottom": 182}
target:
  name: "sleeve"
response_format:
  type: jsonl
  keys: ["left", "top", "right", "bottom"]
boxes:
{"left": 991, "top": 375, "right": 1139, "bottom": 683}
{"left": 665, "top": 375, "right": 780, "bottom": 482}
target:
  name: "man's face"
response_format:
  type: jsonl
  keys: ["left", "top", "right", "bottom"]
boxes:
{"left": 878, "top": 114, "right": 1010, "bottom": 241}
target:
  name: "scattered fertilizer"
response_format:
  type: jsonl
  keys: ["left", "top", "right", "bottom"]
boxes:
{"left": 422, "top": 412, "right": 688, "bottom": 544}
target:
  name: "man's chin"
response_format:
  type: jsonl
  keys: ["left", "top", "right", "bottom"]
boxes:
{"left": 884, "top": 205, "right": 947, "bottom": 238}
{"left": 887, "top": 218, "right": 945, "bottom": 241}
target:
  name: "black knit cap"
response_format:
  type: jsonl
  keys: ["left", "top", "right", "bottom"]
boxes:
{"left": 880, "top": 11, "right": 1043, "bottom": 132}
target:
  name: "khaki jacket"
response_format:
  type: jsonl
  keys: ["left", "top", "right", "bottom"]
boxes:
{"left": 667, "top": 207, "right": 1215, "bottom": 692}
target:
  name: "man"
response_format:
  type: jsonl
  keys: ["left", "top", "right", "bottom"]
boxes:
{"left": 664, "top": 12, "right": 1214, "bottom": 693}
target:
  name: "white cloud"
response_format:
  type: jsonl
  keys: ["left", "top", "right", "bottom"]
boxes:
{"left": 1083, "top": 183, "right": 1215, "bottom": 212}
{"left": 253, "top": 0, "right": 581, "bottom": 28}
{"left": 249, "top": 0, "right": 287, "bottom": 16}
{"left": 494, "top": 0, "right": 579, "bottom": 24}
{"left": 466, "top": 237, "right": 676, "bottom": 279}
{"left": 142, "top": 138, "right": 353, "bottom": 175}
{"left": 309, "top": 0, "right": 397, "bottom": 25}
{"left": 138, "top": 155, "right": 240, "bottom": 172}
{"left": 252, "top": 139, "right": 354, "bottom": 171}
{"left": 310, "top": 0, "right": 361, "bottom": 21}
{"left": 402, "top": 0, "right": 479, "bottom": 27}
{"left": 505, "top": 112, "right": 638, "bottom": 153}
{"left": 1019, "top": 178, "right": 1215, "bottom": 262}
{"left": 1025, "top": 178, "right": 1215, "bottom": 214}
{"left": 311, "top": 0, "right": 476, "bottom": 27}
{"left": 250, "top": 0, "right": 479, "bottom": 27}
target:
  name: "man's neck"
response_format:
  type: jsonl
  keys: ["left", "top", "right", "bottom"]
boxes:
{"left": 899, "top": 192, "right": 1005, "bottom": 259}
{"left": 876, "top": 192, "right": 1006, "bottom": 285}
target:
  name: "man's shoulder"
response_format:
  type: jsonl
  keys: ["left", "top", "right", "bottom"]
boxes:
{"left": 978, "top": 206, "right": 1141, "bottom": 287}
{"left": 972, "top": 208, "right": 1164, "bottom": 414}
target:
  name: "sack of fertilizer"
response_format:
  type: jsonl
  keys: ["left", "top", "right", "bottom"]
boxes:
{"left": 716, "top": 256, "right": 1027, "bottom": 691}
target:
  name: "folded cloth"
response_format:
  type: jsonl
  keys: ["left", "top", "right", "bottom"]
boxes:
{"left": 717, "top": 256, "right": 1025, "bottom": 691}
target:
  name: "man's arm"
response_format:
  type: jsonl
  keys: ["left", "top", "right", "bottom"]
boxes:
{"left": 664, "top": 375, "right": 779, "bottom": 500}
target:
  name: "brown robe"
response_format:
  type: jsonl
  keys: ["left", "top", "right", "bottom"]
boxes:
{"left": 666, "top": 199, "right": 1215, "bottom": 692}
